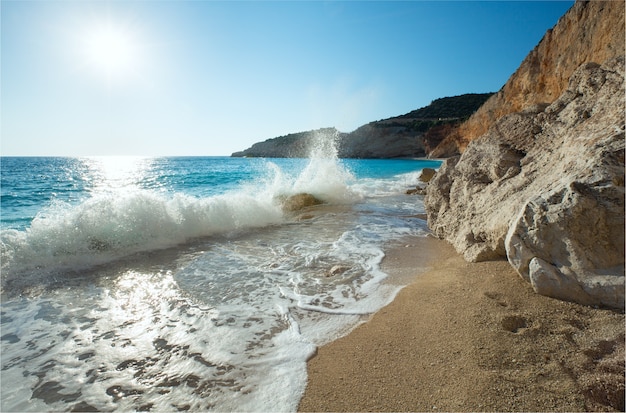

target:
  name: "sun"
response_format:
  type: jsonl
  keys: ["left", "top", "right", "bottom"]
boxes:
{"left": 82, "top": 23, "right": 137, "bottom": 79}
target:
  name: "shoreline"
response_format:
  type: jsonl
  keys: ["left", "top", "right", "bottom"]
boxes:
{"left": 299, "top": 236, "right": 625, "bottom": 412}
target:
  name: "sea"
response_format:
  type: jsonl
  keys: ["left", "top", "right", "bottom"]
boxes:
{"left": 0, "top": 139, "right": 441, "bottom": 412}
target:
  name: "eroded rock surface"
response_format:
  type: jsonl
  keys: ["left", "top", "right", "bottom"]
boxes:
{"left": 425, "top": 57, "right": 625, "bottom": 308}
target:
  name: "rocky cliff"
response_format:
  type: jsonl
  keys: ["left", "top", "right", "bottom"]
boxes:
{"left": 425, "top": 0, "right": 625, "bottom": 309}
{"left": 430, "top": 0, "right": 625, "bottom": 157}
{"left": 231, "top": 94, "right": 492, "bottom": 158}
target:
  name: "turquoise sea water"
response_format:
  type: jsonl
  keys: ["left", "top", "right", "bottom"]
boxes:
{"left": 1, "top": 152, "right": 441, "bottom": 412}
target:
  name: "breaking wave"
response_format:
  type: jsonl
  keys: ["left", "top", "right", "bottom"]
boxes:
{"left": 0, "top": 135, "right": 358, "bottom": 286}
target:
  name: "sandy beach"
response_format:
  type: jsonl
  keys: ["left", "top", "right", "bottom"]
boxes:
{"left": 299, "top": 236, "right": 625, "bottom": 412}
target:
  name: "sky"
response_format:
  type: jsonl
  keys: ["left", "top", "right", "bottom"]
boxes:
{"left": 2, "top": 0, "right": 574, "bottom": 156}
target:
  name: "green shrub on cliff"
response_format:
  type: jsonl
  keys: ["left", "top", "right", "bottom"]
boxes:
{"left": 399, "top": 93, "right": 494, "bottom": 120}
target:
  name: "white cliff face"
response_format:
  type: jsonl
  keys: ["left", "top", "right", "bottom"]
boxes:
{"left": 425, "top": 57, "right": 625, "bottom": 309}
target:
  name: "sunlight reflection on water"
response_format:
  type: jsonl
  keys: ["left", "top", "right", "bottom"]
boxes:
{"left": 83, "top": 156, "right": 153, "bottom": 193}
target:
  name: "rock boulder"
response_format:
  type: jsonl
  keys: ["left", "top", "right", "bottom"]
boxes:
{"left": 419, "top": 168, "right": 437, "bottom": 183}
{"left": 425, "top": 57, "right": 625, "bottom": 308}
{"left": 281, "top": 193, "right": 324, "bottom": 212}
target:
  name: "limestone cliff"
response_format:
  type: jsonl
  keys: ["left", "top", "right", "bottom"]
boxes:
{"left": 431, "top": 0, "right": 625, "bottom": 157}
{"left": 426, "top": 56, "right": 625, "bottom": 308}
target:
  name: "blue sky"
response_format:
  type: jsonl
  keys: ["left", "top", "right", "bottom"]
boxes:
{"left": 2, "top": 0, "right": 573, "bottom": 156}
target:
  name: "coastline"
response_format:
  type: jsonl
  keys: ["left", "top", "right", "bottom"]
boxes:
{"left": 299, "top": 236, "right": 625, "bottom": 412}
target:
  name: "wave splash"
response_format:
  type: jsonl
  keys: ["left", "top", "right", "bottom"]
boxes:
{"left": 266, "top": 128, "right": 358, "bottom": 205}
{"left": 1, "top": 143, "right": 357, "bottom": 287}
{"left": 1, "top": 191, "right": 281, "bottom": 279}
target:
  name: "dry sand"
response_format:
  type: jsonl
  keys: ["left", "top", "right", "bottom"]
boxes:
{"left": 299, "top": 236, "right": 625, "bottom": 412}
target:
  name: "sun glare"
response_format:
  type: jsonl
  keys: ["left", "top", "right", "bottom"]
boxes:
{"left": 82, "top": 23, "right": 137, "bottom": 79}
{"left": 84, "top": 156, "right": 151, "bottom": 192}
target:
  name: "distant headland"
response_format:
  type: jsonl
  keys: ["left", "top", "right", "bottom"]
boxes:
{"left": 231, "top": 93, "right": 493, "bottom": 159}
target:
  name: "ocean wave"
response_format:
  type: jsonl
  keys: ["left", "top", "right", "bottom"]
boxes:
{"left": 0, "top": 154, "right": 359, "bottom": 287}
{"left": 0, "top": 190, "right": 283, "bottom": 279}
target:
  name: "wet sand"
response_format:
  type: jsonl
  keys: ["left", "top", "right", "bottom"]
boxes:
{"left": 299, "top": 236, "right": 625, "bottom": 412}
